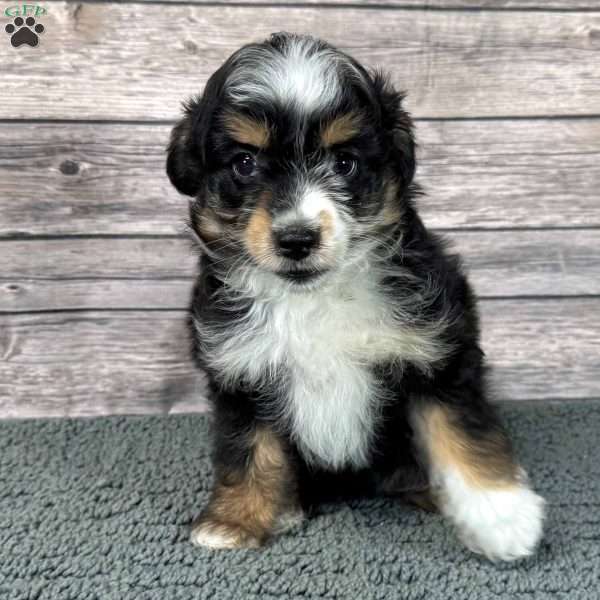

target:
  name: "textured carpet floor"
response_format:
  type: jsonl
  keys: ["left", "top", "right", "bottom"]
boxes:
{"left": 1, "top": 402, "right": 599, "bottom": 600}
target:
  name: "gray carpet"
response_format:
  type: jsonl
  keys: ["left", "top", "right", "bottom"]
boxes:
{"left": 1, "top": 402, "right": 599, "bottom": 600}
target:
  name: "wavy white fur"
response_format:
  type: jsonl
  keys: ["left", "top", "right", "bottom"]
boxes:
{"left": 197, "top": 258, "right": 449, "bottom": 470}
{"left": 435, "top": 467, "right": 546, "bottom": 561}
{"left": 227, "top": 36, "right": 356, "bottom": 113}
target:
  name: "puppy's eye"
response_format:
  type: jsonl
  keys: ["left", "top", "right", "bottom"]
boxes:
{"left": 232, "top": 152, "right": 257, "bottom": 179}
{"left": 333, "top": 153, "right": 358, "bottom": 177}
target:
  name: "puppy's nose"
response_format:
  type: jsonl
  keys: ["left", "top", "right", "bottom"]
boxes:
{"left": 275, "top": 226, "right": 320, "bottom": 261}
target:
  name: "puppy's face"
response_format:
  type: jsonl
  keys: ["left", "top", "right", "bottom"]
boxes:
{"left": 167, "top": 33, "right": 415, "bottom": 288}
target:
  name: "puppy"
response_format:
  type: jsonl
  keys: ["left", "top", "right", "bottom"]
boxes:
{"left": 166, "top": 32, "right": 545, "bottom": 561}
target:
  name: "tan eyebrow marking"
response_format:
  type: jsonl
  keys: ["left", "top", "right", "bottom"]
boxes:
{"left": 224, "top": 112, "right": 270, "bottom": 148}
{"left": 321, "top": 112, "right": 361, "bottom": 147}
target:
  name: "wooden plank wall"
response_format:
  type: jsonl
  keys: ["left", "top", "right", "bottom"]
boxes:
{"left": 1, "top": 0, "right": 599, "bottom": 418}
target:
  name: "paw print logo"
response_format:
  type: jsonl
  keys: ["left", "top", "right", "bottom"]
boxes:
{"left": 5, "top": 16, "right": 44, "bottom": 48}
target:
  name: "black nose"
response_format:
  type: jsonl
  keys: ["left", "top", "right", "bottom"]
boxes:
{"left": 275, "top": 227, "right": 320, "bottom": 261}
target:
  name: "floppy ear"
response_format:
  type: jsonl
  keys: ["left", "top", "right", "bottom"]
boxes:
{"left": 166, "top": 64, "right": 229, "bottom": 197}
{"left": 166, "top": 100, "right": 203, "bottom": 197}
{"left": 371, "top": 70, "right": 416, "bottom": 190}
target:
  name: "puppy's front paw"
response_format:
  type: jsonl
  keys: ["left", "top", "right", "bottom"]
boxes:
{"left": 443, "top": 476, "right": 546, "bottom": 561}
{"left": 190, "top": 517, "right": 265, "bottom": 550}
{"left": 440, "top": 471, "right": 545, "bottom": 561}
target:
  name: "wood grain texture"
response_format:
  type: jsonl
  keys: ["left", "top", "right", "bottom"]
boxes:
{"left": 0, "top": 238, "right": 195, "bottom": 281}
{"left": 2, "top": 118, "right": 599, "bottom": 236}
{"left": 0, "top": 311, "right": 208, "bottom": 419}
{"left": 1, "top": 230, "right": 599, "bottom": 312}
{"left": 0, "top": 122, "right": 187, "bottom": 238}
{"left": 104, "top": 1, "right": 600, "bottom": 8}
{"left": 452, "top": 230, "right": 600, "bottom": 298}
{"left": 481, "top": 299, "right": 600, "bottom": 402}
{"left": 2, "top": 1, "right": 598, "bottom": 418}
{"left": 0, "top": 238, "right": 196, "bottom": 311}
{"left": 1, "top": 299, "right": 598, "bottom": 418}
{"left": 3, "top": 3, "right": 600, "bottom": 120}
{"left": 415, "top": 118, "right": 600, "bottom": 229}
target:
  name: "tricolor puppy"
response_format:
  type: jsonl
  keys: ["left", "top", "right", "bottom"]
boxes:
{"left": 167, "top": 32, "right": 545, "bottom": 561}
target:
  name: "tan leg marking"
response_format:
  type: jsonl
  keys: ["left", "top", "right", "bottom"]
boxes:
{"left": 416, "top": 404, "right": 518, "bottom": 490}
{"left": 414, "top": 403, "right": 545, "bottom": 561}
{"left": 191, "top": 427, "right": 298, "bottom": 549}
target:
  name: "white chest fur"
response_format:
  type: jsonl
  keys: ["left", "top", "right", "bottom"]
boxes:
{"left": 198, "top": 271, "right": 447, "bottom": 470}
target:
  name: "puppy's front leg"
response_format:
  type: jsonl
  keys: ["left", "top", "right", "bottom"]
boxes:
{"left": 412, "top": 397, "right": 545, "bottom": 561}
{"left": 191, "top": 418, "right": 301, "bottom": 550}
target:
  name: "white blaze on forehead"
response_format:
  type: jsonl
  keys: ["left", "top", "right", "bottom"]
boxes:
{"left": 227, "top": 37, "right": 341, "bottom": 112}
{"left": 300, "top": 187, "right": 336, "bottom": 220}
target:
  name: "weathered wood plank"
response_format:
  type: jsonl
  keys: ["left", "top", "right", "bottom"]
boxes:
{"left": 452, "top": 230, "right": 600, "bottom": 298}
{"left": 3, "top": 4, "right": 600, "bottom": 120}
{"left": 0, "top": 238, "right": 195, "bottom": 280}
{"left": 416, "top": 118, "right": 600, "bottom": 229}
{"left": 1, "top": 118, "right": 599, "bottom": 236}
{"left": 1, "top": 230, "right": 599, "bottom": 311}
{"left": 0, "top": 311, "right": 208, "bottom": 419}
{"left": 0, "top": 123, "right": 188, "bottom": 237}
{"left": 0, "top": 279, "right": 191, "bottom": 312}
{"left": 118, "top": 1, "right": 600, "bottom": 8}
{"left": 0, "top": 299, "right": 598, "bottom": 417}
{"left": 481, "top": 299, "right": 600, "bottom": 402}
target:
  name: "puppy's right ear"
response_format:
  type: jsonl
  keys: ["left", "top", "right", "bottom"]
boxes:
{"left": 167, "top": 63, "right": 229, "bottom": 197}
{"left": 166, "top": 99, "right": 204, "bottom": 197}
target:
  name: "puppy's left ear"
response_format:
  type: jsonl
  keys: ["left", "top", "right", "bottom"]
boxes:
{"left": 371, "top": 70, "right": 416, "bottom": 189}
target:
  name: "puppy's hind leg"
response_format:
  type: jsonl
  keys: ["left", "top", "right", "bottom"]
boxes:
{"left": 411, "top": 397, "right": 545, "bottom": 561}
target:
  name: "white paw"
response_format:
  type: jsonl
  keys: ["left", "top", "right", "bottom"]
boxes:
{"left": 190, "top": 519, "right": 262, "bottom": 550}
{"left": 439, "top": 469, "right": 546, "bottom": 561}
